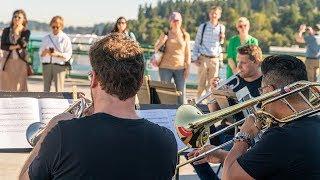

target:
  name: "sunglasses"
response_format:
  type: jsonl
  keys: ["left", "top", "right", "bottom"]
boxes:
{"left": 238, "top": 24, "right": 248, "bottom": 29}
{"left": 51, "top": 26, "right": 60, "bottom": 29}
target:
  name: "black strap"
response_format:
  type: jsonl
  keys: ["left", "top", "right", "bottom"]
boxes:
{"left": 200, "top": 23, "right": 207, "bottom": 46}
{"left": 48, "top": 35, "right": 71, "bottom": 63}
{"left": 48, "top": 35, "right": 62, "bottom": 53}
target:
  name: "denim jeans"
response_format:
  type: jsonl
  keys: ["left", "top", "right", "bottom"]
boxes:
{"left": 159, "top": 68, "right": 185, "bottom": 104}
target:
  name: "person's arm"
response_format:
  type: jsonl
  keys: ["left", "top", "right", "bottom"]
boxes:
{"left": 18, "top": 30, "right": 30, "bottom": 49}
{"left": 19, "top": 113, "right": 75, "bottom": 180}
{"left": 154, "top": 33, "right": 167, "bottom": 52}
{"left": 187, "top": 144, "right": 228, "bottom": 165}
{"left": 222, "top": 142, "right": 254, "bottom": 180}
{"left": 184, "top": 34, "right": 191, "bottom": 79}
{"left": 191, "top": 24, "right": 204, "bottom": 62}
{"left": 51, "top": 36, "right": 72, "bottom": 61}
{"left": 1, "top": 28, "right": 11, "bottom": 51}
{"left": 227, "top": 38, "right": 237, "bottom": 74}
{"left": 39, "top": 36, "right": 50, "bottom": 57}
{"left": 220, "top": 24, "right": 226, "bottom": 45}
{"left": 222, "top": 115, "right": 259, "bottom": 180}
{"left": 0, "top": 28, "right": 20, "bottom": 51}
{"left": 295, "top": 24, "right": 306, "bottom": 44}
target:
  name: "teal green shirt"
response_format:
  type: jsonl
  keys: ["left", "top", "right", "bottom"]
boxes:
{"left": 226, "top": 35, "right": 259, "bottom": 78}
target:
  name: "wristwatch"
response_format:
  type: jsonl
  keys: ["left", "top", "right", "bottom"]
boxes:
{"left": 233, "top": 132, "right": 252, "bottom": 146}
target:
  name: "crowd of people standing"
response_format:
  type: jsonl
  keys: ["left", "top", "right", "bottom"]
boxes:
{"left": 1, "top": 7, "right": 319, "bottom": 104}
{"left": 0, "top": 6, "right": 319, "bottom": 180}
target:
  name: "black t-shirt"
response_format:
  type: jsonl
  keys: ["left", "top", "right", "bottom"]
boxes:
{"left": 228, "top": 75, "right": 262, "bottom": 121}
{"left": 232, "top": 75, "right": 262, "bottom": 98}
{"left": 237, "top": 115, "right": 320, "bottom": 180}
{"left": 29, "top": 113, "right": 177, "bottom": 180}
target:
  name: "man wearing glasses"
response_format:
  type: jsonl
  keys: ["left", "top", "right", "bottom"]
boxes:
{"left": 189, "top": 55, "right": 320, "bottom": 179}
{"left": 19, "top": 33, "right": 177, "bottom": 179}
{"left": 190, "top": 44, "right": 263, "bottom": 180}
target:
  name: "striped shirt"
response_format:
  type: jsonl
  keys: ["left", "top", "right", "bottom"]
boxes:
{"left": 192, "top": 22, "right": 225, "bottom": 60}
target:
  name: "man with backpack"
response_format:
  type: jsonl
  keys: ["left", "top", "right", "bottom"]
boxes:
{"left": 192, "top": 6, "right": 225, "bottom": 100}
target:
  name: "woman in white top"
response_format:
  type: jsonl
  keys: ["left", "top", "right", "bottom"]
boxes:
{"left": 39, "top": 16, "right": 72, "bottom": 92}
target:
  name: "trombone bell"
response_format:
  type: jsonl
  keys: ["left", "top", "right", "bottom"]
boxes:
{"left": 26, "top": 122, "right": 46, "bottom": 147}
{"left": 175, "top": 105, "right": 210, "bottom": 148}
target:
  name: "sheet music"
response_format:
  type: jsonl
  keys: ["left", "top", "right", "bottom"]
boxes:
{"left": 0, "top": 98, "right": 40, "bottom": 148}
{"left": 137, "top": 109, "right": 187, "bottom": 152}
{"left": 38, "top": 98, "right": 72, "bottom": 124}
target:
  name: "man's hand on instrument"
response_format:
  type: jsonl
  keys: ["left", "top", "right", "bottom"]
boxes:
{"left": 209, "top": 77, "right": 220, "bottom": 91}
{"left": 78, "top": 92, "right": 94, "bottom": 116}
{"left": 239, "top": 114, "right": 261, "bottom": 138}
{"left": 187, "top": 145, "right": 223, "bottom": 165}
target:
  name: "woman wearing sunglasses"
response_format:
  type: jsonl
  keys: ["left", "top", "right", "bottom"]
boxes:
{"left": 39, "top": 16, "right": 72, "bottom": 92}
{"left": 111, "top": 17, "right": 136, "bottom": 41}
{"left": 0, "top": 9, "right": 30, "bottom": 91}
{"left": 226, "top": 17, "right": 258, "bottom": 78}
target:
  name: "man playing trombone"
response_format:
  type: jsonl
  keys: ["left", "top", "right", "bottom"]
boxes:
{"left": 191, "top": 45, "right": 263, "bottom": 180}
{"left": 19, "top": 33, "right": 178, "bottom": 179}
{"left": 189, "top": 55, "right": 320, "bottom": 179}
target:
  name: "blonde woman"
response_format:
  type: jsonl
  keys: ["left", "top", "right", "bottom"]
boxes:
{"left": 154, "top": 12, "right": 191, "bottom": 104}
{"left": 39, "top": 16, "right": 72, "bottom": 92}
{"left": 226, "top": 17, "right": 258, "bottom": 78}
{"left": 0, "top": 9, "right": 30, "bottom": 91}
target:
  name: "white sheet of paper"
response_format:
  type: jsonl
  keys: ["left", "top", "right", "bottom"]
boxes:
{"left": 0, "top": 98, "right": 40, "bottom": 148}
{"left": 38, "top": 98, "right": 72, "bottom": 124}
{"left": 137, "top": 109, "right": 189, "bottom": 152}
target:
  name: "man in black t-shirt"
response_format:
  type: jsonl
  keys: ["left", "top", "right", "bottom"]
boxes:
{"left": 189, "top": 55, "right": 320, "bottom": 179}
{"left": 19, "top": 33, "right": 178, "bottom": 180}
{"left": 190, "top": 45, "right": 263, "bottom": 180}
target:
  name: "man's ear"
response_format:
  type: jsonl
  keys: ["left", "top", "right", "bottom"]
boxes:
{"left": 90, "top": 72, "right": 99, "bottom": 88}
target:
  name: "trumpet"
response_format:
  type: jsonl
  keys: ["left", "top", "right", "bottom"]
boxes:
{"left": 176, "top": 81, "right": 320, "bottom": 168}
{"left": 26, "top": 98, "right": 92, "bottom": 147}
{"left": 195, "top": 73, "right": 240, "bottom": 104}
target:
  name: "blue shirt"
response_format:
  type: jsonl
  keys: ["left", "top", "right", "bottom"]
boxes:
{"left": 304, "top": 34, "right": 320, "bottom": 59}
{"left": 192, "top": 22, "right": 225, "bottom": 60}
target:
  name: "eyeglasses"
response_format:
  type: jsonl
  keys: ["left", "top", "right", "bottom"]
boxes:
{"left": 238, "top": 24, "right": 247, "bottom": 29}
{"left": 51, "top": 26, "right": 60, "bottom": 29}
{"left": 117, "top": 21, "right": 126, "bottom": 25}
{"left": 258, "top": 84, "right": 275, "bottom": 95}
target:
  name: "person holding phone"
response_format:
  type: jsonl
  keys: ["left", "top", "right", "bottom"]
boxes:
{"left": 39, "top": 16, "right": 72, "bottom": 92}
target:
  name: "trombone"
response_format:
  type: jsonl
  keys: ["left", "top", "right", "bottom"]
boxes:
{"left": 195, "top": 73, "right": 240, "bottom": 104}
{"left": 26, "top": 98, "right": 92, "bottom": 147}
{"left": 176, "top": 81, "right": 320, "bottom": 168}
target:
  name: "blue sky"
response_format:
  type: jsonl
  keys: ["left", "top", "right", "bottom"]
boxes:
{"left": 0, "top": 0, "right": 159, "bottom": 26}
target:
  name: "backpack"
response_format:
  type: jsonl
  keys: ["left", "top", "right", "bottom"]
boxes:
{"left": 200, "top": 22, "right": 223, "bottom": 46}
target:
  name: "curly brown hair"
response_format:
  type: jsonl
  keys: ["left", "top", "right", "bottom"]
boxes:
{"left": 89, "top": 33, "right": 144, "bottom": 100}
{"left": 237, "top": 45, "right": 262, "bottom": 64}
